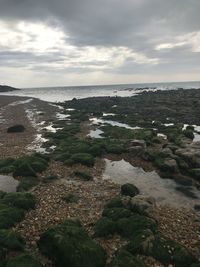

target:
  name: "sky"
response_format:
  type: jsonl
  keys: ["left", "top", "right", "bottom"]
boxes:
{"left": 0, "top": 0, "right": 200, "bottom": 88}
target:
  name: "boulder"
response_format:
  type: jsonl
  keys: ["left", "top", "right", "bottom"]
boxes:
{"left": 130, "top": 140, "right": 146, "bottom": 148}
{"left": 129, "top": 195, "right": 157, "bottom": 219}
{"left": 109, "top": 250, "right": 146, "bottom": 267}
{"left": 121, "top": 183, "right": 139, "bottom": 197}
{"left": 7, "top": 125, "right": 25, "bottom": 133}
{"left": 6, "top": 254, "right": 42, "bottom": 267}
{"left": 38, "top": 219, "right": 106, "bottom": 267}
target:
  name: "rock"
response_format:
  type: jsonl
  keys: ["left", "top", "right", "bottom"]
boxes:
{"left": 175, "top": 143, "right": 200, "bottom": 168}
{"left": 128, "top": 140, "right": 146, "bottom": 156}
{"left": 163, "top": 158, "right": 178, "bottom": 172}
{"left": 0, "top": 204, "right": 24, "bottom": 228}
{"left": 130, "top": 140, "right": 146, "bottom": 148}
{"left": 0, "top": 229, "right": 25, "bottom": 250}
{"left": 38, "top": 219, "right": 106, "bottom": 267}
{"left": 174, "top": 175, "right": 193, "bottom": 186}
{"left": 128, "top": 146, "right": 145, "bottom": 156}
{"left": 6, "top": 254, "right": 42, "bottom": 267}
{"left": 7, "top": 125, "right": 25, "bottom": 133}
{"left": 191, "top": 168, "right": 200, "bottom": 181}
{"left": 94, "top": 217, "right": 116, "bottom": 237}
{"left": 102, "top": 207, "right": 132, "bottom": 221}
{"left": 194, "top": 204, "right": 200, "bottom": 211}
{"left": 160, "top": 148, "right": 173, "bottom": 157}
{"left": 121, "top": 183, "right": 139, "bottom": 197}
{"left": 129, "top": 195, "right": 157, "bottom": 219}
{"left": 1, "top": 192, "right": 36, "bottom": 210}
{"left": 116, "top": 215, "right": 157, "bottom": 238}
{"left": 109, "top": 250, "right": 146, "bottom": 267}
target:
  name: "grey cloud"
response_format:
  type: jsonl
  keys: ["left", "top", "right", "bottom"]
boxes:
{"left": 0, "top": 0, "right": 200, "bottom": 86}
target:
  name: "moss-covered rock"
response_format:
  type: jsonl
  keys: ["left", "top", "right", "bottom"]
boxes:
{"left": 121, "top": 184, "right": 139, "bottom": 197}
{"left": 0, "top": 204, "right": 24, "bottom": 229}
{"left": 13, "top": 162, "right": 36, "bottom": 177}
{"left": 126, "top": 230, "right": 155, "bottom": 255}
{"left": 1, "top": 193, "right": 36, "bottom": 210}
{"left": 94, "top": 217, "right": 116, "bottom": 237}
{"left": 104, "top": 197, "right": 124, "bottom": 209}
{"left": 43, "top": 175, "right": 59, "bottom": 183}
{"left": 62, "top": 193, "right": 79, "bottom": 203}
{"left": 117, "top": 215, "right": 157, "bottom": 238}
{"left": 109, "top": 250, "right": 146, "bottom": 267}
{"left": 150, "top": 236, "right": 196, "bottom": 267}
{"left": 70, "top": 153, "right": 95, "bottom": 166}
{"left": 6, "top": 254, "right": 43, "bottom": 267}
{"left": 0, "top": 229, "right": 25, "bottom": 250}
{"left": 102, "top": 207, "right": 132, "bottom": 221}
{"left": 38, "top": 219, "right": 106, "bottom": 267}
{"left": 73, "top": 171, "right": 93, "bottom": 181}
{"left": 0, "top": 191, "right": 6, "bottom": 199}
{"left": 17, "top": 177, "right": 39, "bottom": 192}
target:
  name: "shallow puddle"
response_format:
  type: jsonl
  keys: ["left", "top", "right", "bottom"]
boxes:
{"left": 103, "top": 159, "right": 200, "bottom": 209}
{"left": 0, "top": 175, "right": 19, "bottom": 192}
{"left": 90, "top": 118, "right": 142, "bottom": 130}
{"left": 88, "top": 129, "right": 104, "bottom": 138}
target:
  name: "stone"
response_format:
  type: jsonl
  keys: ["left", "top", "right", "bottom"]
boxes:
{"left": 7, "top": 125, "right": 25, "bottom": 133}
{"left": 121, "top": 183, "right": 139, "bottom": 197}
{"left": 129, "top": 195, "right": 157, "bottom": 219}
{"left": 38, "top": 219, "right": 106, "bottom": 267}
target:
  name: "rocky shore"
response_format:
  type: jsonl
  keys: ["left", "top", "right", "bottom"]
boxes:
{"left": 0, "top": 90, "right": 199, "bottom": 267}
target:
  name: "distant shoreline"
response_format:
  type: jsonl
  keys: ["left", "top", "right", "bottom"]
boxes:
{"left": 0, "top": 85, "right": 19, "bottom": 92}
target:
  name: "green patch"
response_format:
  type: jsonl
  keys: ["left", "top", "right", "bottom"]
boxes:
{"left": 117, "top": 215, "right": 157, "bottom": 238}
{"left": 150, "top": 236, "right": 196, "bottom": 267}
{"left": 6, "top": 254, "right": 43, "bottom": 267}
{"left": 70, "top": 153, "right": 95, "bottom": 167}
{"left": 38, "top": 219, "right": 106, "bottom": 267}
{"left": 0, "top": 229, "right": 25, "bottom": 250}
{"left": 109, "top": 250, "right": 146, "bottom": 267}
{"left": 94, "top": 217, "right": 116, "bottom": 237}
{"left": 43, "top": 175, "right": 59, "bottom": 183}
{"left": 104, "top": 197, "right": 124, "bottom": 209}
{"left": 17, "top": 177, "right": 39, "bottom": 192}
{"left": 73, "top": 171, "right": 93, "bottom": 181}
{"left": 1, "top": 193, "right": 36, "bottom": 210}
{"left": 62, "top": 193, "right": 79, "bottom": 203}
{"left": 0, "top": 204, "right": 24, "bottom": 229}
{"left": 102, "top": 208, "right": 132, "bottom": 221}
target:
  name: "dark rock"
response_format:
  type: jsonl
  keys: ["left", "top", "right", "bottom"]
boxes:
{"left": 117, "top": 215, "right": 157, "bottom": 238}
{"left": 1, "top": 192, "right": 36, "bottom": 210}
{"left": 109, "top": 250, "right": 146, "bottom": 267}
{"left": 102, "top": 207, "right": 132, "bottom": 221}
{"left": 7, "top": 125, "right": 25, "bottom": 133}
{"left": 121, "top": 183, "right": 139, "bottom": 197}
{"left": 0, "top": 229, "right": 25, "bottom": 250}
{"left": 6, "top": 254, "right": 42, "bottom": 267}
{"left": 94, "top": 217, "right": 116, "bottom": 237}
{"left": 0, "top": 204, "right": 24, "bottom": 228}
{"left": 38, "top": 219, "right": 106, "bottom": 267}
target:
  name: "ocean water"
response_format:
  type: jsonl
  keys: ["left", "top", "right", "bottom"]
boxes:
{"left": 1, "top": 81, "right": 200, "bottom": 102}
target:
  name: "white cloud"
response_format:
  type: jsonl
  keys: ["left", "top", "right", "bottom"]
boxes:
{"left": 155, "top": 31, "right": 200, "bottom": 52}
{"left": 0, "top": 20, "right": 159, "bottom": 72}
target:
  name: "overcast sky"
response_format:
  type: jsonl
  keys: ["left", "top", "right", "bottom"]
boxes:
{"left": 0, "top": 0, "right": 200, "bottom": 87}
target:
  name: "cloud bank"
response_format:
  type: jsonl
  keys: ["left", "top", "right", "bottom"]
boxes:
{"left": 0, "top": 0, "right": 199, "bottom": 87}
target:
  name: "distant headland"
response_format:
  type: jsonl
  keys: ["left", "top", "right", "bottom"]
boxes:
{"left": 0, "top": 85, "right": 19, "bottom": 92}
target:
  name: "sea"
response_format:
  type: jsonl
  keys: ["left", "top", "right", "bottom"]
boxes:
{"left": 1, "top": 81, "right": 200, "bottom": 102}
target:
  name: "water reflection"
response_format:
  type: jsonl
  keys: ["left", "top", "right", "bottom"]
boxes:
{"left": 103, "top": 158, "right": 200, "bottom": 209}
